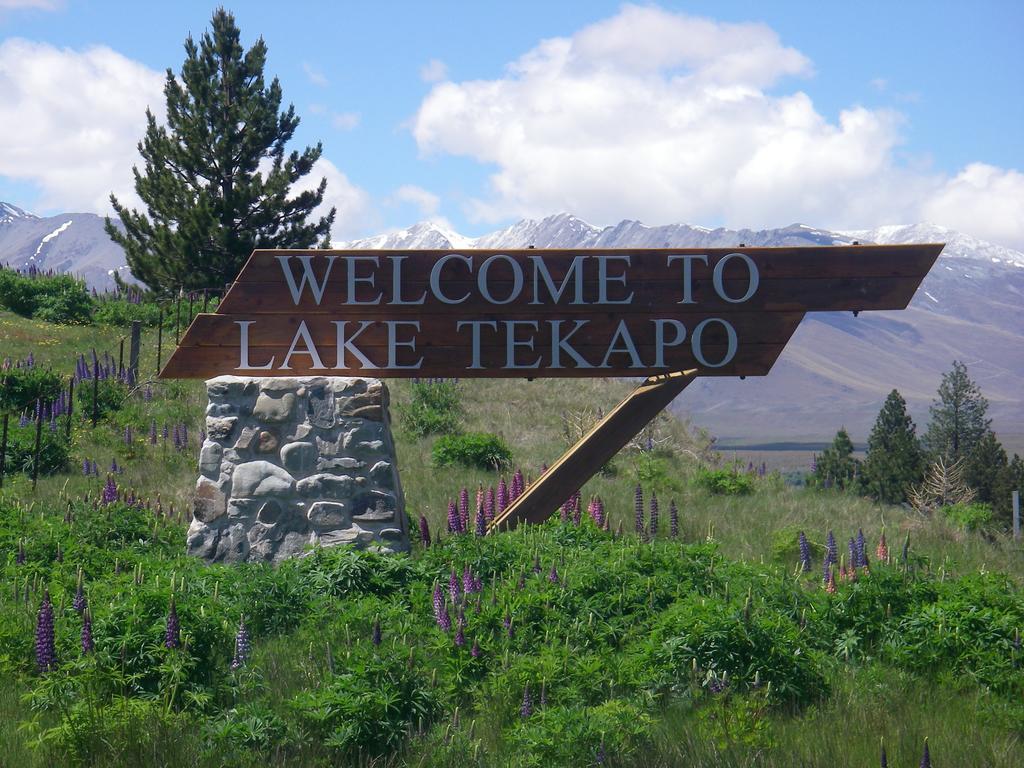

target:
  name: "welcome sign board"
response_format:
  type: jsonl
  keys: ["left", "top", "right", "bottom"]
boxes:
{"left": 159, "top": 245, "right": 942, "bottom": 379}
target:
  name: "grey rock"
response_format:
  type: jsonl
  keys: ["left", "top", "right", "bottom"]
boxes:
{"left": 253, "top": 391, "right": 296, "bottom": 422}
{"left": 193, "top": 476, "right": 227, "bottom": 523}
{"left": 199, "top": 441, "right": 223, "bottom": 477}
{"left": 234, "top": 426, "right": 259, "bottom": 450}
{"left": 207, "top": 417, "right": 237, "bottom": 441}
{"left": 307, "top": 501, "right": 350, "bottom": 528}
{"left": 317, "top": 456, "right": 365, "bottom": 473}
{"left": 206, "top": 402, "right": 236, "bottom": 417}
{"left": 307, "top": 384, "right": 336, "bottom": 428}
{"left": 232, "top": 461, "right": 295, "bottom": 497}
{"left": 297, "top": 473, "right": 354, "bottom": 498}
{"left": 281, "top": 441, "right": 317, "bottom": 473}
{"left": 257, "top": 430, "right": 279, "bottom": 453}
{"left": 257, "top": 500, "right": 284, "bottom": 524}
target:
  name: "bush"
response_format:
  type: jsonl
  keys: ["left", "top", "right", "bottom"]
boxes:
{"left": 400, "top": 380, "right": 462, "bottom": 437}
{"left": 93, "top": 297, "right": 164, "bottom": 328}
{"left": 0, "top": 269, "right": 93, "bottom": 323}
{"left": 941, "top": 502, "right": 993, "bottom": 532}
{"left": 694, "top": 468, "right": 753, "bottom": 496}
{"left": 0, "top": 367, "right": 63, "bottom": 413}
{"left": 432, "top": 432, "right": 512, "bottom": 470}
{"left": 75, "top": 377, "right": 127, "bottom": 419}
{"left": 0, "top": 420, "right": 70, "bottom": 475}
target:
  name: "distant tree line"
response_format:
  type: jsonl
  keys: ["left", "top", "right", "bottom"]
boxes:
{"left": 813, "top": 360, "right": 1024, "bottom": 526}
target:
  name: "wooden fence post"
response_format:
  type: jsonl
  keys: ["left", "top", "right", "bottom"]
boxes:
{"left": 175, "top": 294, "right": 182, "bottom": 345}
{"left": 1014, "top": 490, "right": 1021, "bottom": 541}
{"left": 118, "top": 337, "right": 125, "bottom": 378}
{"left": 129, "top": 320, "right": 141, "bottom": 380}
{"left": 0, "top": 412, "right": 8, "bottom": 489}
{"left": 156, "top": 307, "right": 164, "bottom": 375}
{"left": 66, "top": 378, "right": 74, "bottom": 438}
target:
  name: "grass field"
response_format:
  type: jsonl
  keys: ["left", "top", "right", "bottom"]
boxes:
{"left": 1, "top": 308, "right": 1023, "bottom": 766}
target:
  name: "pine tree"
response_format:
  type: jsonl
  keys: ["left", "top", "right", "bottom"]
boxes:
{"left": 921, "top": 361, "right": 991, "bottom": 462}
{"left": 964, "top": 431, "right": 1008, "bottom": 505}
{"left": 861, "top": 389, "right": 924, "bottom": 504}
{"left": 814, "top": 428, "right": 859, "bottom": 490}
{"left": 993, "top": 454, "right": 1024, "bottom": 525}
{"left": 105, "top": 9, "right": 335, "bottom": 293}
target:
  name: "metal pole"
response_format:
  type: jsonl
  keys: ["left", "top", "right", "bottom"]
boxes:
{"left": 129, "top": 320, "right": 141, "bottom": 380}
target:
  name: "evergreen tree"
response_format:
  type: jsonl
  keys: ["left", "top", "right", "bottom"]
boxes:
{"left": 964, "top": 431, "right": 1008, "bottom": 506}
{"left": 921, "top": 361, "right": 991, "bottom": 462}
{"left": 861, "top": 389, "right": 924, "bottom": 504}
{"left": 105, "top": 9, "right": 335, "bottom": 293}
{"left": 993, "top": 454, "right": 1024, "bottom": 524}
{"left": 814, "top": 428, "right": 859, "bottom": 490}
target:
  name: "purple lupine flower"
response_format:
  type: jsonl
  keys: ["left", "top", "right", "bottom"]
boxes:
{"left": 572, "top": 490, "right": 582, "bottom": 526}
{"left": 669, "top": 500, "right": 679, "bottom": 538}
{"left": 880, "top": 740, "right": 888, "bottom": 768}
{"left": 798, "top": 531, "right": 812, "bottom": 573}
{"left": 449, "top": 569, "right": 462, "bottom": 605}
{"left": 596, "top": 742, "right": 606, "bottom": 765}
{"left": 520, "top": 683, "right": 533, "bottom": 718}
{"left": 81, "top": 610, "right": 94, "bottom": 655}
{"left": 149, "top": 421, "right": 158, "bottom": 445}
{"left": 82, "top": 459, "right": 91, "bottom": 476}
{"left": 475, "top": 504, "right": 486, "bottom": 537}
{"left": 124, "top": 425, "right": 133, "bottom": 446}
{"left": 707, "top": 675, "right": 729, "bottom": 694}
{"left": 823, "top": 530, "right": 837, "bottom": 580}
{"left": 504, "top": 613, "right": 514, "bottom": 639}
{"left": 19, "top": 412, "right": 29, "bottom": 427}
{"left": 591, "top": 496, "right": 605, "bottom": 528}
{"left": 35, "top": 590, "right": 57, "bottom": 673}
{"left": 109, "top": 457, "right": 119, "bottom": 474}
{"left": 532, "top": 554, "right": 542, "bottom": 574}
{"left": 634, "top": 484, "right": 644, "bottom": 535}
{"left": 164, "top": 597, "right": 180, "bottom": 649}
{"left": 511, "top": 469, "right": 525, "bottom": 500}
{"left": 447, "top": 501, "right": 461, "bottom": 534}
{"left": 231, "top": 617, "right": 251, "bottom": 670}
{"left": 91, "top": 460, "right": 99, "bottom": 476}
{"left": 418, "top": 514, "right": 431, "bottom": 547}
{"left": 454, "top": 610, "right": 466, "bottom": 647}
{"left": 433, "top": 583, "right": 451, "bottom": 631}
{"left": 857, "top": 528, "right": 869, "bottom": 568}
{"left": 144, "top": 385, "right": 153, "bottom": 402}
{"left": 649, "top": 492, "right": 659, "bottom": 538}
{"left": 471, "top": 640, "right": 480, "bottom": 658}
{"left": 73, "top": 583, "right": 86, "bottom": 614}
{"left": 919, "top": 738, "right": 931, "bottom": 768}
{"left": 848, "top": 537, "right": 858, "bottom": 569}
{"left": 162, "top": 423, "right": 169, "bottom": 440}
{"left": 371, "top": 617, "right": 382, "bottom": 646}
{"left": 101, "top": 474, "right": 118, "bottom": 505}
{"left": 497, "top": 478, "right": 509, "bottom": 513}
{"left": 560, "top": 497, "right": 571, "bottom": 522}
{"left": 463, "top": 565, "right": 475, "bottom": 594}
{"left": 548, "top": 564, "right": 560, "bottom": 585}
{"left": 459, "top": 487, "right": 470, "bottom": 532}
{"left": 484, "top": 487, "right": 495, "bottom": 523}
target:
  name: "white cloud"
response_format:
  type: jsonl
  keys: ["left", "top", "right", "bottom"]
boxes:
{"left": 293, "top": 157, "right": 376, "bottom": 243}
{"left": 331, "top": 111, "right": 360, "bottom": 130}
{"left": 392, "top": 184, "right": 440, "bottom": 216}
{"left": 0, "top": 38, "right": 164, "bottom": 213}
{"left": 921, "top": 164, "right": 1024, "bottom": 250}
{"left": 419, "top": 58, "right": 448, "bottom": 83}
{"left": 302, "top": 62, "right": 328, "bottom": 87}
{"left": 0, "top": 0, "right": 61, "bottom": 9}
{"left": 412, "top": 4, "right": 1024, "bottom": 249}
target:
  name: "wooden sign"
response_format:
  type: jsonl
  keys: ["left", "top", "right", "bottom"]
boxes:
{"left": 160, "top": 245, "right": 942, "bottom": 379}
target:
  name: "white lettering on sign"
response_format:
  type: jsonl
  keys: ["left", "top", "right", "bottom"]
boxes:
{"left": 530, "top": 255, "right": 586, "bottom": 305}
{"left": 456, "top": 320, "right": 497, "bottom": 369}
{"left": 479, "top": 254, "right": 524, "bottom": 305}
{"left": 713, "top": 252, "right": 759, "bottom": 303}
{"left": 667, "top": 254, "right": 709, "bottom": 305}
{"left": 389, "top": 255, "right": 426, "bottom": 305}
{"left": 548, "top": 319, "right": 591, "bottom": 368}
{"left": 385, "top": 320, "right": 423, "bottom": 369}
{"left": 429, "top": 253, "right": 473, "bottom": 304}
{"left": 332, "top": 320, "right": 378, "bottom": 369}
{"left": 652, "top": 319, "right": 687, "bottom": 367}
{"left": 691, "top": 318, "right": 738, "bottom": 367}
{"left": 281, "top": 321, "right": 326, "bottom": 370}
{"left": 344, "top": 256, "right": 382, "bottom": 305}
{"left": 235, "top": 320, "right": 276, "bottom": 370}
{"left": 504, "top": 320, "right": 542, "bottom": 369}
{"left": 277, "top": 254, "right": 337, "bottom": 306}
{"left": 596, "top": 255, "right": 634, "bottom": 305}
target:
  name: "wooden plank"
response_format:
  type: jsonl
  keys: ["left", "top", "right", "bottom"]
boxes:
{"left": 489, "top": 370, "right": 698, "bottom": 530}
{"left": 158, "top": 339, "right": 792, "bottom": 379}
{"left": 217, "top": 275, "right": 929, "bottom": 314}
{"left": 172, "top": 310, "right": 805, "bottom": 348}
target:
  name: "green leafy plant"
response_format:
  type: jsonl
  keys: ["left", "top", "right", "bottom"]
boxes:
{"left": 0, "top": 269, "right": 93, "bottom": 323}
{"left": 432, "top": 432, "right": 512, "bottom": 470}
{"left": 0, "top": 367, "right": 63, "bottom": 414}
{"left": 400, "top": 380, "right": 463, "bottom": 437}
{"left": 940, "top": 502, "right": 993, "bottom": 532}
{"left": 694, "top": 467, "right": 753, "bottom": 496}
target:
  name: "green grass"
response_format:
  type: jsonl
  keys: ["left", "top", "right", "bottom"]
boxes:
{"left": 2, "top": 309, "right": 1024, "bottom": 766}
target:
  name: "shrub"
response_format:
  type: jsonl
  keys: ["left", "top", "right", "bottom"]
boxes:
{"left": 432, "top": 432, "right": 512, "bottom": 470}
{"left": 75, "top": 377, "right": 127, "bottom": 419}
{"left": 0, "top": 367, "right": 63, "bottom": 413}
{"left": 400, "top": 380, "right": 462, "bottom": 437}
{"left": 694, "top": 468, "right": 753, "bottom": 496}
{"left": 93, "top": 297, "right": 164, "bottom": 328}
{"left": 0, "top": 420, "right": 70, "bottom": 475}
{"left": 0, "top": 269, "right": 93, "bottom": 323}
{"left": 941, "top": 502, "right": 993, "bottom": 532}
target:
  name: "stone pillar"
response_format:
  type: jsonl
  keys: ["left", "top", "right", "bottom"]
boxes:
{"left": 188, "top": 376, "right": 409, "bottom": 564}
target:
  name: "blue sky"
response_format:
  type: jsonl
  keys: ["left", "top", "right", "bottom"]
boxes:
{"left": 1, "top": 1, "right": 1022, "bottom": 247}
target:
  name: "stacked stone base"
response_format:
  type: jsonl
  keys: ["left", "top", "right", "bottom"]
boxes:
{"left": 188, "top": 376, "right": 408, "bottom": 564}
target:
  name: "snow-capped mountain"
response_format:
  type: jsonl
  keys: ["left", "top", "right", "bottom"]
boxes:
{"left": 0, "top": 203, "right": 128, "bottom": 288}
{"left": 2, "top": 204, "right": 1021, "bottom": 446}
{"left": 344, "top": 215, "right": 1024, "bottom": 448}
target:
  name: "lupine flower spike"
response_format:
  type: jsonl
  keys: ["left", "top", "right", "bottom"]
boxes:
{"left": 669, "top": 500, "right": 679, "bottom": 538}
{"left": 81, "top": 609, "right": 94, "bottom": 655}
{"left": 165, "top": 596, "right": 181, "bottom": 649}
{"left": 649, "top": 492, "right": 659, "bottom": 538}
{"left": 418, "top": 514, "right": 431, "bottom": 547}
{"left": 475, "top": 504, "right": 486, "bottom": 537}
{"left": 231, "top": 617, "right": 251, "bottom": 670}
{"left": 880, "top": 737, "right": 888, "bottom": 768}
{"left": 798, "top": 531, "right": 812, "bottom": 573}
{"left": 825, "top": 567, "right": 836, "bottom": 594}
{"left": 521, "top": 683, "right": 533, "bottom": 718}
{"left": 548, "top": 564, "right": 560, "bottom": 584}
{"left": 35, "top": 590, "right": 57, "bottom": 672}
{"left": 447, "top": 501, "right": 461, "bottom": 534}
{"left": 433, "top": 584, "right": 451, "bottom": 631}
{"left": 372, "top": 617, "right": 382, "bottom": 646}
{"left": 459, "top": 487, "right": 470, "bottom": 532}
{"left": 634, "top": 484, "right": 644, "bottom": 535}
{"left": 919, "top": 738, "right": 931, "bottom": 768}
{"left": 876, "top": 530, "right": 889, "bottom": 563}
{"left": 73, "top": 569, "right": 86, "bottom": 614}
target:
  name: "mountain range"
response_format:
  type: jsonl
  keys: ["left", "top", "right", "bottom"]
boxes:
{"left": 2, "top": 202, "right": 1021, "bottom": 448}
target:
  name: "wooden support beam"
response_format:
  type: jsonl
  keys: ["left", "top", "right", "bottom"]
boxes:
{"left": 489, "top": 369, "right": 698, "bottom": 531}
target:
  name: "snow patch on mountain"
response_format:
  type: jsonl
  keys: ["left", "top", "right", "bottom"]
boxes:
{"left": 32, "top": 219, "right": 73, "bottom": 259}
